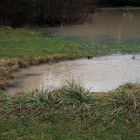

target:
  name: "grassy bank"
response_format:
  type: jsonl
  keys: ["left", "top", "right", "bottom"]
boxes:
{"left": 1, "top": 27, "right": 140, "bottom": 89}
{"left": 1, "top": 27, "right": 140, "bottom": 60}
{"left": 0, "top": 83, "right": 140, "bottom": 140}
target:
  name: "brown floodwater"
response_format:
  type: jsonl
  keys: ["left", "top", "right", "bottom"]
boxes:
{"left": 47, "top": 8, "right": 140, "bottom": 39}
{"left": 6, "top": 54, "right": 140, "bottom": 94}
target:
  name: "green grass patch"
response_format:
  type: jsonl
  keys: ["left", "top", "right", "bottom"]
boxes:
{"left": 0, "top": 83, "right": 140, "bottom": 140}
{"left": 0, "top": 27, "right": 140, "bottom": 60}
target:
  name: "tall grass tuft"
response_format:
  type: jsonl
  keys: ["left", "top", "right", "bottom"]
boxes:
{"left": 0, "top": 83, "right": 140, "bottom": 122}
{"left": 106, "top": 84, "right": 140, "bottom": 122}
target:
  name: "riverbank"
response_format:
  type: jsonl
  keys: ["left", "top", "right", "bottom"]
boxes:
{"left": 1, "top": 27, "right": 140, "bottom": 90}
{"left": 0, "top": 83, "right": 140, "bottom": 139}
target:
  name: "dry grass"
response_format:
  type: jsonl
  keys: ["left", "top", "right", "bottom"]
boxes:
{"left": 0, "top": 59, "right": 27, "bottom": 89}
{"left": 0, "top": 55, "right": 81, "bottom": 90}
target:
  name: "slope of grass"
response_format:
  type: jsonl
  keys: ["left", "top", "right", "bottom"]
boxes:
{"left": 0, "top": 83, "right": 140, "bottom": 140}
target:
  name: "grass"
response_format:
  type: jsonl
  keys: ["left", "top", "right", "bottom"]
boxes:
{"left": 0, "top": 27, "right": 95, "bottom": 59}
{"left": 0, "top": 83, "right": 140, "bottom": 140}
{"left": 1, "top": 26, "right": 140, "bottom": 60}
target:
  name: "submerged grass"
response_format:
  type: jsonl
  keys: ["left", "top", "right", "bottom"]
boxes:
{"left": 0, "top": 83, "right": 140, "bottom": 140}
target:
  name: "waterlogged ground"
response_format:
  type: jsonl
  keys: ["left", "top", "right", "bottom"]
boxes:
{"left": 6, "top": 54, "right": 140, "bottom": 94}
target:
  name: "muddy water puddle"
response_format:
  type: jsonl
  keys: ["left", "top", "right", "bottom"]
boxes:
{"left": 6, "top": 54, "right": 140, "bottom": 94}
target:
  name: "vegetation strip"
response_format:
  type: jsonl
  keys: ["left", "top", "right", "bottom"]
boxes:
{"left": 0, "top": 83, "right": 140, "bottom": 139}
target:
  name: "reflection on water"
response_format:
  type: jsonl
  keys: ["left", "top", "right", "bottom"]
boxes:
{"left": 7, "top": 54, "right": 140, "bottom": 94}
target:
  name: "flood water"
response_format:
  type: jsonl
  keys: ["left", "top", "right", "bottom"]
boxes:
{"left": 46, "top": 8, "right": 140, "bottom": 39}
{"left": 7, "top": 54, "right": 140, "bottom": 94}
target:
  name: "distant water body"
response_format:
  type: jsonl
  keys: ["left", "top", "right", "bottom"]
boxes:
{"left": 46, "top": 8, "right": 140, "bottom": 40}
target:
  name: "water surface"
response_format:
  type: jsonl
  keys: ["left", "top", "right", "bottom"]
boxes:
{"left": 7, "top": 54, "right": 140, "bottom": 94}
{"left": 46, "top": 8, "right": 140, "bottom": 39}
